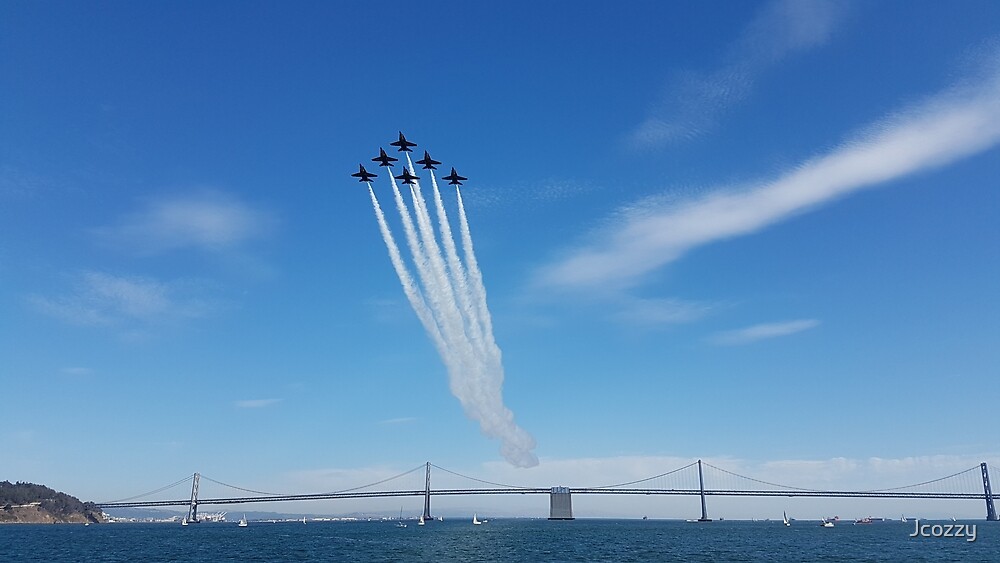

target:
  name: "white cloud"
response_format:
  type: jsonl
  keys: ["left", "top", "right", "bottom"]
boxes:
{"left": 29, "top": 270, "right": 211, "bottom": 327}
{"left": 613, "top": 296, "right": 716, "bottom": 326}
{"left": 630, "top": 0, "right": 846, "bottom": 147}
{"left": 96, "top": 190, "right": 275, "bottom": 254}
{"left": 236, "top": 399, "right": 282, "bottom": 408}
{"left": 378, "top": 417, "right": 418, "bottom": 425}
{"left": 712, "top": 318, "right": 820, "bottom": 345}
{"left": 544, "top": 52, "right": 1000, "bottom": 290}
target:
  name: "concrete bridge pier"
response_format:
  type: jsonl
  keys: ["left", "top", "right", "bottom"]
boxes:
{"left": 549, "top": 487, "right": 574, "bottom": 520}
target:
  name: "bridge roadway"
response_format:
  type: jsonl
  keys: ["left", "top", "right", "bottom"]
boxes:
{"left": 97, "top": 487, "right": 994, "bottom": 509}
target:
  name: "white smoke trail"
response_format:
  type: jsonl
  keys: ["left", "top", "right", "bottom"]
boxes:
{"left": 367, "top": 185, "right": 444, "bottom": 350}
{"left": 368, "top": 154, "right": 537, "bottom": 467}
{"left": 428, "top": 170, "right": 487, "bottom": 357}
{"left": 456, "top": 187, "right": 501, "bottom": 363}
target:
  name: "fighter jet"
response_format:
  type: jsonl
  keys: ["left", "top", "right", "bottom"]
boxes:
{"left": 394, "top": 168, "right": 420, "bottom": 185}
{"left": 415, "top": 151, "right": 441, "bottom": 170}
{"left": 443, "top": 167, "right": 467, "bottom": 186}
{"left": 372, "top": 148, "right": 398, "bottom": 168}
{"left": 351, "top": 164, "right": 378, "bottom": 183}
{"left": 390, "top": 131, "right": 417, "bottom": 152}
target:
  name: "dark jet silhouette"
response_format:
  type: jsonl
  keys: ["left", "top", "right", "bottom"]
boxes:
{"left": 443, "top": 167, "right": 467, "bottom": 186}
{"left": 394, "top": 168, "right": 420, "bottom": 185}
{"left": 351, "top": 164, "right": 378, "bottom": 183}
{"left": 372, "top": 147, "right": 398, "bottom": 168}
{"left": 415, "top": 151, "right": 441, "bottom": 170}
{"left": 390, "top": 131, "right": 417, "bottom": 152}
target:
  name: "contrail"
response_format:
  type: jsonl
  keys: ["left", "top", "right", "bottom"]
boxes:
{"left": 365, "top": 152, "right": 538, "bottom": 468}
{"left": 367, "top": 185, "right": 444, "bottom": 351}
{"left": 428, "top": 170, "right": 487, "bottom": 358}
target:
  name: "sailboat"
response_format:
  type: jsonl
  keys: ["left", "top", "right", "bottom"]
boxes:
{"left": 238, "top": 514, "right": 248, "bottom": 527}
{"left": 301, "top": 517, "right": 307, "bottom": 525}
{"left": 396, "top": 507, "right": 407, "bottom": 528}
{"left": 783, "top": 511, "right": 790, "bottom": 526}
{"left": 181, "top": 517, "right": 189, "bottom": 527}
{"left": 820, "top": 518, "right": 834, "bottom": 528}
{"left": 472, "top": 513, "right": 482, "bottom": 525}
{"left": 418, "top": 515, "right": 425, "bottom": 526}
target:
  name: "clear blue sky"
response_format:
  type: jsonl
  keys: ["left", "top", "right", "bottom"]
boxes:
{"left": 2, "top": 1, "right": 998, "bottom": 518}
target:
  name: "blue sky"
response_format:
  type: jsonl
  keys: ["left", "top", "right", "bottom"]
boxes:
{"left": 2, "top": 1, "right": 999, "bottom": 518}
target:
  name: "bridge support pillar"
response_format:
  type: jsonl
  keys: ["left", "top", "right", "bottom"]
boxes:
{"left": 186, "top": 472, "right": 201, "bottom": 523}
{"left": 697, "top": 459, "right": 712, "bottom": 522}
{"left": 549, "top": 487, "right": 574, "bottom": 520}
{"left": 982, "top": 462, "right": 997, "bottom": 521}
{"left": 423, "top": 462, "right": 433, "bottom": 521}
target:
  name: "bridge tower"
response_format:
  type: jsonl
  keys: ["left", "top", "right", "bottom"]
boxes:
{"left": 697, "top": 460, "right": 712, "bottom": 522}
{"left": 186, "top": 472, "right": 201, "bottom": 523}
{"left": 423, "top": 462, "right": 433, "bottom": 521}
{"left": 549, "top": 486, "right": 574, "bottom": 520}
{"left": 982, "top": 462, "right": 997, "bottom": 521}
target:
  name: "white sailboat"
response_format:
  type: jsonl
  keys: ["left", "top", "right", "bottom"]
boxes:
{"left": 238, "top": 514, "right": 248, "bottom": 527}
{"left": 418, "top": 515, "right": 425, "bottom": 526}
{"left": 396, "top": 507, "right": 407, "bottom": 528}
{"left": 472, "top": 513, "right": 482, "bottom": 525}
{"left": 181, "top": 517, "right": 189, "bottom": 526}
{"left": 783, "top": 511, "right": 790, "bottom": 526}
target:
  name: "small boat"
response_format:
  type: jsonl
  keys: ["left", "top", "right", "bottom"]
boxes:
{"left": 238, "top": 514, "right": 248, "bottom": 527}
{"left": 396, "top": 507, "right": 407, "bottom": 528}
{"left": 950, "top": 517, "right": 957, "bottom": 522}
{"left": 181, "top": 518, "right": 189, "bottom": 527}
{"left": 854, "top": 517, "right": 873, "bottom": 525}
{"left": 901, "top": 514, "right": 907, "bottom": 522}
{"left": 820, "top": 518, "right": 834, "bottom": 528}
{"left": 783, "top": 511, "right": 790, "bottom": 527}
{"left": 302, "top": 517, "right": 307, "bottom": 525}
{"left": 472, "top": 513, "right": 482, "bottom": 525}
{"left": 418, "top": 515, "right": 425, "bottom": 526}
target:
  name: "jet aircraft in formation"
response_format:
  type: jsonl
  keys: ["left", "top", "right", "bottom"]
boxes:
{"left": 415, "top": 151, "right": 441, "bottom": 170}
{"left": 372, "top": 148, "right": 398, "bottom": 168}
{"left": 390, "top": 131, "right": 417, "bottom": 152}
{"left": 394, "top": 167, "right": 420, "bottom": 185}
{"left": 351, "top": 164, "right": 377, "bottom": 183}
{"left": 443, "top": 167, "right": 467, "bottom": 186}
{"left": 355, "top": 133, "right": 469, "bottom": 186}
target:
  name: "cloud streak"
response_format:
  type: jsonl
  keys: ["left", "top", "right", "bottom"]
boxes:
{"left": 29, "top": 271, "right": 210, "bottom": 327}
{"left": 711, "top": 318, "right": 820, "bottom": 345}
{"left": 96, "top": 190, "right": 275, "bottom": 254}
{"left": 630, "top": 0, "right": 845, "bottom": 146}
{"left": 235, "top": 399, "right": 282, "bottom": 408}
{"left": 544, "top": 51, "right": 1000, "bottom": 290}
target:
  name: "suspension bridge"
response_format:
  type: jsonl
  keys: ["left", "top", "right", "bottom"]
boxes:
{"left": 97, "top": 460, "right": 999, "bottom": 523}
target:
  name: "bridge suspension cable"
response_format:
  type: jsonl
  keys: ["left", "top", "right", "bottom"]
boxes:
{"left": 429, "top": 463, "right": 533, "bottom": 489}
{"left": 870, "top": 465, "right": 982, "bottom": 493}
{"left": 320, "top": 463, "right": 427, "bottom": 495}
{"left": 101, "top": 474, "right": 193, "bottom": 504}
{"left": 589, "top": 460, "right": 699, "bottom": 489}
{"left": 701, "top": 461, "right": 821, "bottom": 492}
{"left": 200, "top": 475, "right": 288, "bottom": 497}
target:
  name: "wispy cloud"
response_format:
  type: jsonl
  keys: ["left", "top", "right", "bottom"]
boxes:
{"left": 630, "top": 0, "right": 846, "bottom": 147}
{"left": 378, "top": 417, "right": 418, "bottom": 425}
{"left": 543, "top": 50, "right": 1000, "bottom": 290}
{"left": 95, "top": 190, "right": 275, "bottom": 255}
{"left": 711, "top": 318, "right": 820, "bottom": 345}
{"left": 235, "top": 399, "right": 282, "bottom": 408}
{"left": 29, "top": 270, "right": 211, "bottom": 327}
{"left": 613, "top": 296, "right": 716, "bottom": 326}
